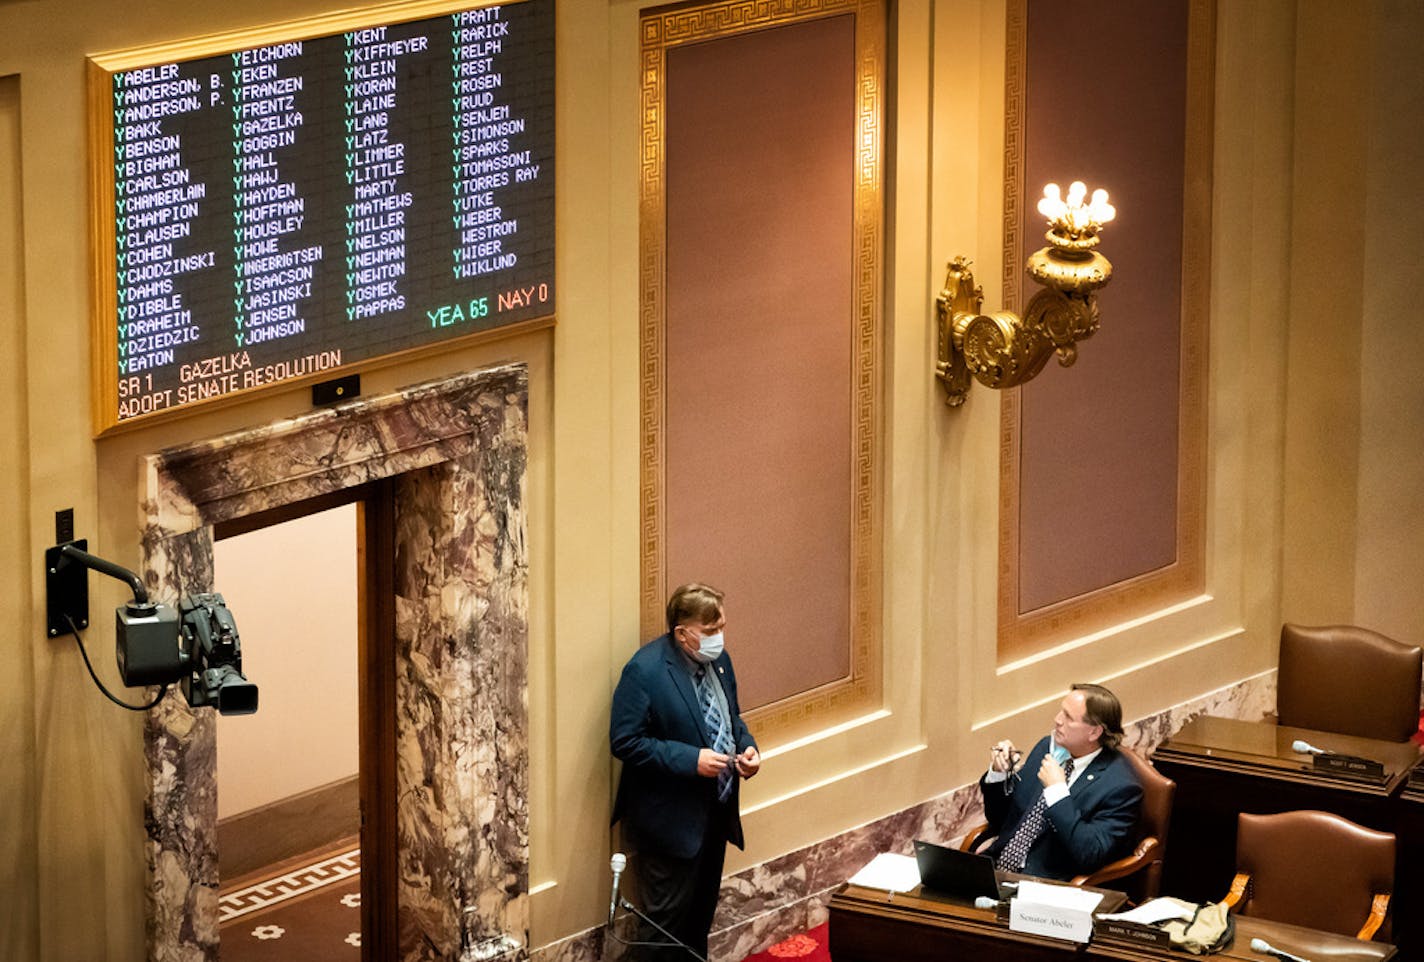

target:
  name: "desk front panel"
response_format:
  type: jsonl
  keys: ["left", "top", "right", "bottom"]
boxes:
{"left": 828, "top": 883, "right": 1396, "bottom": 962}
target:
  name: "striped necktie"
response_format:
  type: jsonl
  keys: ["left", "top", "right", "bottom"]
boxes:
{"left": 695, "top": 668, "right": 735, "bottom": 802}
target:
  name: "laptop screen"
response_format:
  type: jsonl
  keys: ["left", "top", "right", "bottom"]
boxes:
{"left": 913, "top": 838, "right": 1002, "bottom": 902}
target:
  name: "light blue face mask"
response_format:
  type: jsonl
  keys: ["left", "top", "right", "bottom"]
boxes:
{"left": 692, "top": 630, "right": 724, "bottom": 664}
{"left": 1049, "top": 736, "right": 1071, "bottom": 766}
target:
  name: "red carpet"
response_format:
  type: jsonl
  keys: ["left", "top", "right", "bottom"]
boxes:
{"left": 740, "top": 922, "right": 831, "bottom": 962}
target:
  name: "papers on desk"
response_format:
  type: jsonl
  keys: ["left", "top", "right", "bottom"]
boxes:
{"left": 1097, "top": 897, "right": 1198, "bottom": 926}
{"left": 847, "top": 853, "right": 920, "bottom": 893}
{"left": 1015, "top": 880, "right": 1104, "bottom": 913}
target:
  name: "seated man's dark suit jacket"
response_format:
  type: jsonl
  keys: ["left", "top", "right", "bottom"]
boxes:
{"left": 978, "top": 736, "right": 1142, "bottom": 880}
{"left": 610, "top": 634, "right": 757, "bottom": 860}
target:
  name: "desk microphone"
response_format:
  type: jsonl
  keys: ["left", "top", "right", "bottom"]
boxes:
{"left": 1250, "top": 937, "right": 1312, "bottom": 962}
{"left": 608, "top": 853, "right": 626, "bottom": 925}
{"left": 974, "top": 896, "right": 1004, "bottom": 910}
{"left": 1290, "top": 739, "right": 1325, "bottom": 756}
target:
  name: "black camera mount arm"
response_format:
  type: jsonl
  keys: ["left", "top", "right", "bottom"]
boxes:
{"left": 45, "top": 538, "right": 157, "bottom": 637}
{"left": 44, "top": 539, "right": 172, "bottom": 711}
{"left": 60, "top": 543, "right": 152, "bottom": 606}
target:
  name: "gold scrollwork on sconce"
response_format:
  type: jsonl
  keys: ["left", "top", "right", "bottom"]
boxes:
{"left": 935, "top": 182, "right": 1115, "bottom": 407}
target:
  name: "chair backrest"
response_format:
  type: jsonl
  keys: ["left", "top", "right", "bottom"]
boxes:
{"left": 1277, "top": 623, "right": 1423, "bottom": 742}
{"left": 1235, "top": 810, "right": 1395, "bottom": 938}
{"left": 1123, "top": 748, "right": 1174, "bottom": 844}
{"left": 1076, "top": 747, "right": 1176, "bottom": 899}
{"left": 1119, "top": 748, "right": 1175, "bottom": 897}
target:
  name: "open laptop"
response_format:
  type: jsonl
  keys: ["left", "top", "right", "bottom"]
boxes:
{"left": 913, "top": 838, "right": 1005, "bottom": 903}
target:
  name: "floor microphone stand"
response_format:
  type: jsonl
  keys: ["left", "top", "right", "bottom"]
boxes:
{"left": 606, "top": 897, "right": 709, "bottom": 962}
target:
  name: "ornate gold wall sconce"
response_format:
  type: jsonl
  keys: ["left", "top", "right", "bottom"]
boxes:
{"left": 934, "top": 181, "right": 1116, "bottom": 407}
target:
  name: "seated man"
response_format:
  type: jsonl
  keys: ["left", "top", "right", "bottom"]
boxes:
{"left": 977, "top": 683, "right": 1142, "bottom": 880}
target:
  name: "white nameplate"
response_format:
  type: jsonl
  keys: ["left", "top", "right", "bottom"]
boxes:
{"left": 1009, "top": 899, "right": 1094, "bottom": 943}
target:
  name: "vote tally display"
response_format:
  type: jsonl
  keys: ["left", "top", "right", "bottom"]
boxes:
{"left": 89, "top": 0, "right": 555, "bottom": 430}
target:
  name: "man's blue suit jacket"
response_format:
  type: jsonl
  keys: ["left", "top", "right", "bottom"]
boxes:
{"left": 610, "top": 634, "right": 757, "bottom": 859}
{"left": 979, "top": 736, "right": 1142, "bottom": 880}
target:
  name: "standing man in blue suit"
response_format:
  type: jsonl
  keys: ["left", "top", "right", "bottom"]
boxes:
{"left": 611, "top": 583, "right": 761, "bottom": 960}
{"left": 976, "top": 683, "right": 1142, "bottom": 881}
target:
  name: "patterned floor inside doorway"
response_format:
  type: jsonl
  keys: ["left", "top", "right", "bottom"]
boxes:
{"left": 219, "top": 841, "right": 362, "bottom": 960}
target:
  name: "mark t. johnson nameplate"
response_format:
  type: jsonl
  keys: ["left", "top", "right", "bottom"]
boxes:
{"left": 90, "top": 0, "right": 553, "bottom": 430}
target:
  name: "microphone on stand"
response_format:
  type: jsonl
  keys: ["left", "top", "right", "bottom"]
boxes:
{"left": 1290, "top": 739, "right": 1325, "bottom": 756}
{"left": 602, "top": 852, "right": 708, "bottom": 962}
{"left": 608, "top": 853, "right": 626, "bottom": 925}
{"left": 1250, "top": 936, "right": 1312, "bottom": 962}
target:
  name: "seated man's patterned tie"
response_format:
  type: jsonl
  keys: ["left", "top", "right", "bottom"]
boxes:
{"left": 996, "top": 757, "right": 1074, "bottom": 872}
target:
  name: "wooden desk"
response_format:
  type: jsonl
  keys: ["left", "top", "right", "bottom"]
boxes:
{"left": 1152, "top": 715, "right": 1421, "bottom": 903}
{"left": 1391, "top": 775, "right": 1424, "bottom": 960}
{"left": 828, "top": 882, "right": 1396, "bottom": 962}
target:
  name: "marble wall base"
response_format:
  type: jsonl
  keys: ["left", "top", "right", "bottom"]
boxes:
{"left": 139, "top": 366, "right": 530, "bottom": 962}
{"left": 532, "top": 671, "right": 1275, "bottom": 962}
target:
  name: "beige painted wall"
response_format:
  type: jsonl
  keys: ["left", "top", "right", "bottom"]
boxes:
{"left": 1, "top": 1, "right": 1422, "bottom": 959}
{"left": 1, "top": 71, "right": 41, "bottom": 962}
{"left": 213, "top": 503, "right": 360, "bottom": 818}
{"left": 1280, "top": 0, "right": 1424, "bottom": 641}
{"left": 1351, "top": 1, "right": 1424, "bottom": 645}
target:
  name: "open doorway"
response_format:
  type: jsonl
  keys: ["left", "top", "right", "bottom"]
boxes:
{"left": 210, "top": 484, "right": 397, "bottom": 961}
{"left": 136, "top": 365, "right": 529, "bottom": 961}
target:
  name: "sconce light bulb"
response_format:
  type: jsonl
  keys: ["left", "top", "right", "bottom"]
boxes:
{"left": 1038, "top": 183, "right": 1066, "bottom": 221}
{"left": 1088, "top": 189, "right": 1115, "bottom": 226}
{"left": 1039, "top": 180, "right": 1115, "bottom": 239}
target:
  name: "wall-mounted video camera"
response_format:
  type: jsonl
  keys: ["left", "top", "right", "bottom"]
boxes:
{"left": 116, "top": 590, "right": 258, "bottom": 714}
{"left": 47, "top": 540, "right": 258, "bottom": 715}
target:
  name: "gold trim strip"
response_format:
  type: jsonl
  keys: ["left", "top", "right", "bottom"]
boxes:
{"left": 90, "top": 58, "right": 120, "bottom": 434}
{"left": 1002, "top": 0, "right": 1027, "bottom": 316}
{"left": 87, "top": 0, "right": 515, "bottom": 70}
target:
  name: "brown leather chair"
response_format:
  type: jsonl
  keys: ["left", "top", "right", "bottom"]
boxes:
{"left": 1276, "top": 623, "right": 1422, "bottom": 742}
{"left": 1223, "top": 810, "right": 1395, "bottom": 940}
{"left": 959, "top": 747, "right": 1175, "bottom": 900}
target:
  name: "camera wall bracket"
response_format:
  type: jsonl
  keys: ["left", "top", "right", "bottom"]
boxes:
{"left": 46, "top": 539, "right": 155, "bottom": 638}
{"left": 45, "top": 539, "right": 91, "bottom": 637}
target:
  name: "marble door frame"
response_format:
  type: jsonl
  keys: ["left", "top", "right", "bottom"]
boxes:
{"left": 136, "top": 364, "right": 530, "bottom": 962}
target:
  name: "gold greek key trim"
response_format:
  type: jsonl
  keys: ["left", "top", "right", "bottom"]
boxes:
{"left": 997, "top": 0, "right": 1214, "bottom": 659}
{"left": 639, "top": 0, "right": 885, "bottom": 742}
{"left": 1002, "top": 0, "right": 1028, "bottom": 316}
{"left": 87, "top": 0, "right": 512, "bottom": 70}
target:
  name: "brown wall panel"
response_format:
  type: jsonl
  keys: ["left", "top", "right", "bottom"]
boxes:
{"left": 1018, "top": 0, "right": 1187, "bottom": 612}
{"left": 1001, "top": 0, "right": 1209, "bottom": 646}
{"left": 663, "top": 15, "right": 855, "bottom": 709}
